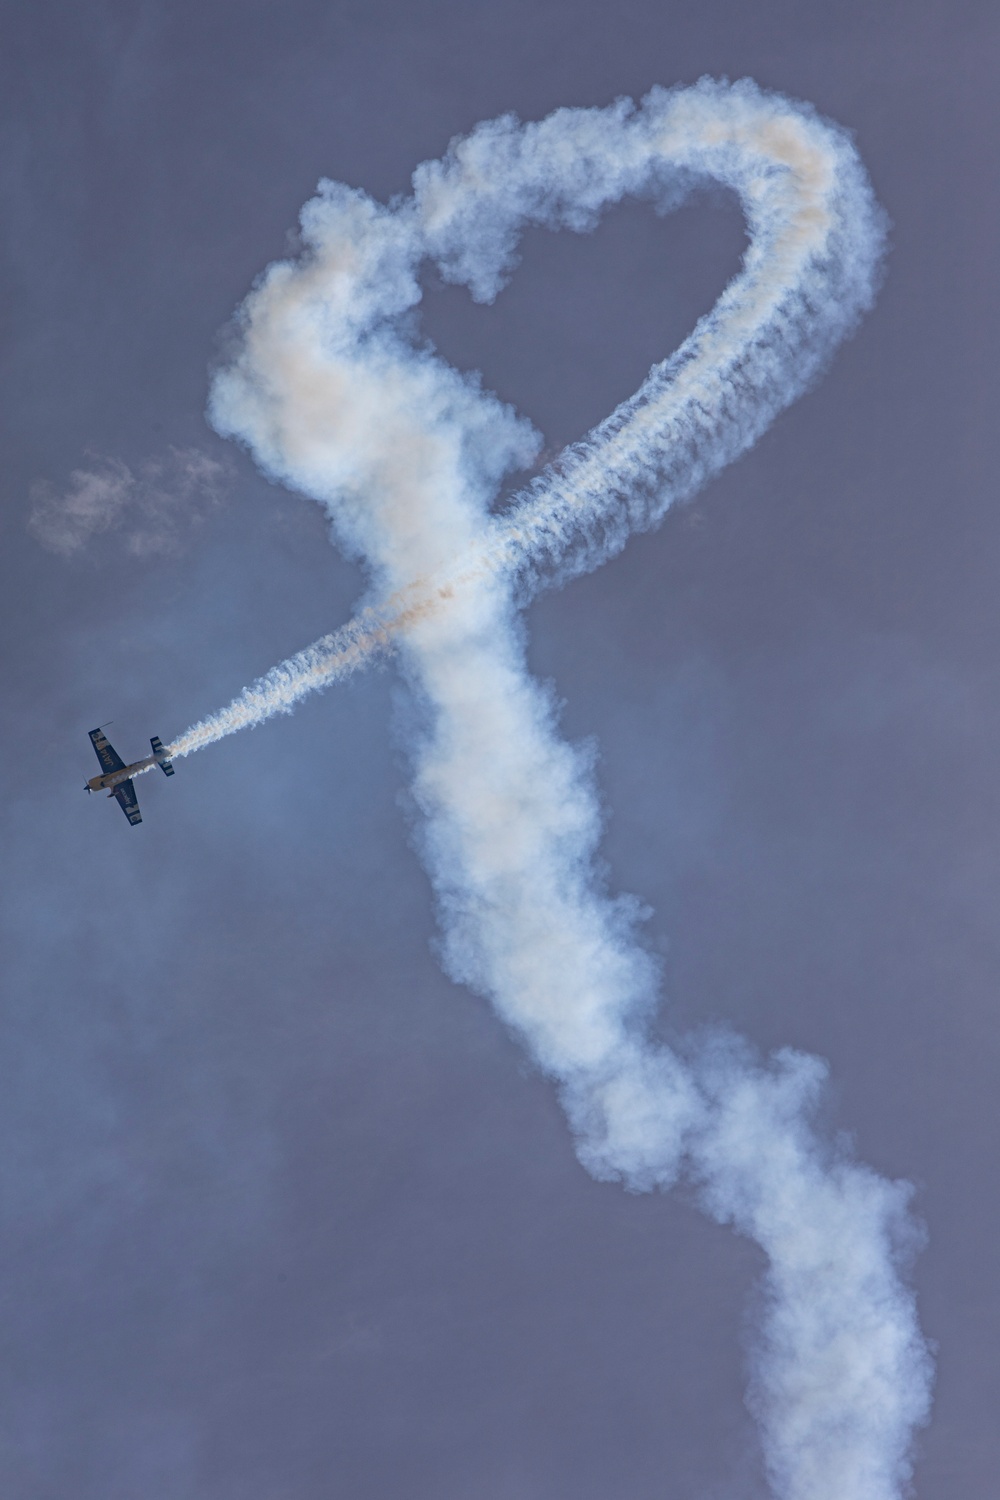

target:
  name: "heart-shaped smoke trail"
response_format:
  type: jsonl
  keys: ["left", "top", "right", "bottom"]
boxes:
{"left": 172, "top": 80, "right": 934, "bottom": 1499}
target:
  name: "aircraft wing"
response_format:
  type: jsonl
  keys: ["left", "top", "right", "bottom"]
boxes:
{"left": 113, "top": 779, "right": 142, "bottom": 826}
{"left": 89, "top": 727, "right": 126, "bottom": 775}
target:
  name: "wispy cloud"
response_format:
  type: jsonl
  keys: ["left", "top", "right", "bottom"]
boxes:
{"left": 28, "top": 447, "right": 231, "bottom": 558}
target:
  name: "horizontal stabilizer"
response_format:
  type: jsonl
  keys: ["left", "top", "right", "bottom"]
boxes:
{"left": 151, "top": 736, "right": 175, "bottom": 776}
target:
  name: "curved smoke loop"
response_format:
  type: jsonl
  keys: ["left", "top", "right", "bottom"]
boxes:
{"left": 172, "top": 81, "right": 933, "bottom": 1500}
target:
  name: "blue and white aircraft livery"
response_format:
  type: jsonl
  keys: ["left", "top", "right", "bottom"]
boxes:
{"left": 85, "top": 727, "right": 175, "bottom": 826}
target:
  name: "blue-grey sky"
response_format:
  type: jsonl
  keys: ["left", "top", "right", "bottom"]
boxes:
{"left": 1, "top": 1, "right": 998, "bottom": 1495}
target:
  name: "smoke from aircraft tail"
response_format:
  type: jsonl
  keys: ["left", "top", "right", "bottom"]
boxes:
{"left": 168, "top": 80, "right": 933, "bottom": 1498}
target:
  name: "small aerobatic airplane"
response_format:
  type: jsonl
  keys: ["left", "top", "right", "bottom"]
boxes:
{"left": 85, "top": 726, "right": 175, "bottom": 826}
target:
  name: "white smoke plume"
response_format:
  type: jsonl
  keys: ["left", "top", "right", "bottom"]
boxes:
{"left": 29, "top": 446, "right": 230, "bottom": 558}
{"left": 167, "top": 80, "right": 933, "bottom": 1499}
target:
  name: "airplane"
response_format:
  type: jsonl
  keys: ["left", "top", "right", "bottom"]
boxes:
{"left": 85, "top": 725, "right": 174, "bottom": 826}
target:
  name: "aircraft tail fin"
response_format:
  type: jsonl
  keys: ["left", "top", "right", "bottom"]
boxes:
{"left": 151, "top": 736, "right": 175, "bottom": 776}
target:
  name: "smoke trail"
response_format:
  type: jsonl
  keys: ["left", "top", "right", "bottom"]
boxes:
{"left": 178, "top": 81, "right": 933, "bottom": 1499}
{"left": 170, "top": 77, "right": 882, "bottom": 761}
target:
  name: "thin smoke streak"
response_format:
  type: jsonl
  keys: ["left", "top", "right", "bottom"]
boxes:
{"left": 168, "top": 536, "right": 519, "bottom": 759}
{"left": 166, "top": 81, "right": 932, "bottom": 1500}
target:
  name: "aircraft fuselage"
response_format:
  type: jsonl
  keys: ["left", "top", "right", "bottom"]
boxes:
{"left": 85, "top": 752, "right": 164, "bottom": 794}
